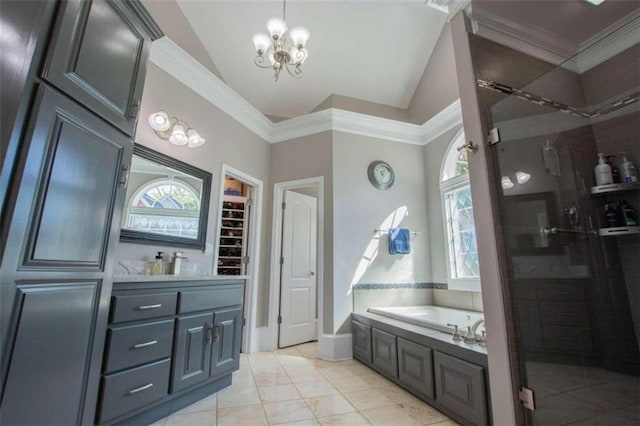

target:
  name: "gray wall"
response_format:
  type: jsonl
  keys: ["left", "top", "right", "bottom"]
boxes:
{"left": 332, "top": 132, "right": 431, "bottom": 333}
{"left": 141, "top": 0, "right": 224, "bottom": 81}
{"left": 311, "top": 94, "right": 409, "bottom": 122}
{"left": 270, "top": 132, "right": 334, "bottom": 332}
{"left": 408, "top": 23, "right": 460, "bottom": 124}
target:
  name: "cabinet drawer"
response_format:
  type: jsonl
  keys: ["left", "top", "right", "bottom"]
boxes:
{"left": 352, "top": 320, "right": 372, "bottom": 364}
{"left": 178, "top": 286, "right": 243, "bottom": 314}
{"left": 111, "top": 293, "right": 177, "bottom": 323}
{"left": 99, "top": 358, "right": 170, "bottom": 423}
{"left": 104, "top": 320, "right": 174, "bottom": 374}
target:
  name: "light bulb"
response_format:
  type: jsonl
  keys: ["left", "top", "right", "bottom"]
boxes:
{"left": 515, "top": 171, "right": 531, "bottom": 184}
{"left": 148, "top": 111, "right": 170, "bottom": 131}
{"left": 289, "top": 26, "right": 310, "bottom": 48}
{"left": 501, "top": 176, "right": 514, "bottom": 189}
{"left": 266, "top": 17, "right": 287, "bottom": 39}
{"left": 252, "top": 33, "right": 271, "bottom": 53}
{"left": 187, "top": 129, "right": 205, "bottom": 148}
{"left": 169, "top": 124, "right": 188, "bottom": 145}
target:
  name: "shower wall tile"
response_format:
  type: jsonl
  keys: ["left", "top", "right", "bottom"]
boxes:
{"left": 433, "top": 289, "right": 482, "bottom": 312}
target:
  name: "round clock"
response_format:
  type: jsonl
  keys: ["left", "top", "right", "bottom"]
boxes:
{"left": 367, "top": 160, "right": 395, "bottom": 190}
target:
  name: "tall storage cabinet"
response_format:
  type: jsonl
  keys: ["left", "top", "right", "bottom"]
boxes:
{"left": 0, "top": 2, "right": 161, "bottom": 424}
{"left": 217, "top": 196, "right": 248, "bottom": 275}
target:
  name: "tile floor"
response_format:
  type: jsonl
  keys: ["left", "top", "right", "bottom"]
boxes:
{"left": 151, "top": 342, "right": 459, "bottom": 426}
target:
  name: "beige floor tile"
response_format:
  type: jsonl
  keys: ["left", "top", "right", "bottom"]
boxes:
{"left": 170, "top": 394, "right": 217, "bottom": 415}
{"left": 359, "top": 405, "right": 422, "bottom": 426}
{"left": 305, "top": 394, "right": 356, "bottom": 418}
{"left": 227, "top": 373, "right": 257, "bottom": 390}
{"left": 376, "top": 385, "right": 420, "bottom": 404}
{"left": 164, "top": 410, "right": 216, "bottom": 426}
{"left": 250, "top": 360, "right": 285, "bottom": 373}
{"left": 295, "top": 379, "right": 339, "bottom": 398}
{"left": 399, "top": 400, "right": 450, "bottom": 424}
{"left": 341, "top": 389, "right": 395, "bottom": 411}
{"left": 312, "top": 359, "right": 340, "bottom": 368}
{"left": 276, "top": 346, "right": 303, "bottom": 355}
{"left": 217, "top": 404, "right": 268, "bottom": 426}
{"left": 319, "top": 366, "right": 356, "bottom": 380}
{"left": 258, "top": 383, "right": 303, "bottom": 403}
{"left": 288, "top": 370, "right": 328, "bottom": 384}
{"left": 217, "top": 386, "right": 262, "bottom": 408}
{"left": 327, "top": 375, "right": 371, "bottom": 393}
{"left": 148, "top": 419, "right": 166, "bottom": 426}
{"left": 318, "top": 412, "right": 372, "bottom": 425}
{"left": 429, "top": 420, "right": 461, "bottom": 426}
{"left": 263, "top": 399, "right": 316, "bottom": 424}
{"left": 359, "top": 373, "right": 394, "bottom": 388}
{"left": 345, "top": 363, "right": 375, "bottom": 376}
{"left": 273, "top": 419, "right": 320, "bottom": 426}
{"left": 254, "top": 370, "right": 293, "bottom": 386}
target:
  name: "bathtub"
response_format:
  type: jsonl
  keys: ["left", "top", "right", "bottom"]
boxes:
{"left": 367, "top": 305, "right": 484, "bottom": 335}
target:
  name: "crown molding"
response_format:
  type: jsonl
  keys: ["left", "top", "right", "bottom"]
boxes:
{"left": 466, "top": 6, "right": 640, "bottom": 75}
{"left": 575, "top": 10, "right": 640, "bottom": 73}
{"left": 466, "top": 5, "right": 579, "bottom": 72}
{"left": 149, "top": 38, "right": 273, "bottom": 141}
{"left": 150, "top": 37, "right": 461, "bottom": 146}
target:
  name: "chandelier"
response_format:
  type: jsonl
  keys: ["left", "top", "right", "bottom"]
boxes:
{"left": 252, "top": 0, "right": 310, "bottom": 81}
{"left": 148, "top": 111, "right": 205, "bottom": 148}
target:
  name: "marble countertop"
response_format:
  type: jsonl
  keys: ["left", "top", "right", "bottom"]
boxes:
{"left": 113, "top": 274, "right": 248, "bottom": 283}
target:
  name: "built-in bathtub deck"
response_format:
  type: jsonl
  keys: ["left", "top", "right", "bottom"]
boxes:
{"left": 367, "top": 305, "right": 485, "bottom": 335}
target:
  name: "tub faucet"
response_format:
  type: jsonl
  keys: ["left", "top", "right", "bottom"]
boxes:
{"left": 471, "top": 319, "right": 485, "bottom": 338}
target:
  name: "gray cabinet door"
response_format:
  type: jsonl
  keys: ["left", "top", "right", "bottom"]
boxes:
{"left": 0, "top": 86, "right": 132, "bottom": 425}
{"left": 172, "top": 312, "right": 213, "bottom": 392}
{"left": 43, "top": 0, "right": 151, "bottom": 135}
{"left": 1, "top": 283, "right": 98, "bottom": 426}
{"left": 398, "top": 338, "right": 434, "bottom": 400}
{"left": 211, "top": 307, "right": 242, "bottom": 378}
{"left": 434, "top": 351, "right": 487, "bottom": 426}
{"left": 352, "top": 320, "right": 372, "bottom": 364}
{"left": 372, "top": 328, "right": 398, "bottom": 379}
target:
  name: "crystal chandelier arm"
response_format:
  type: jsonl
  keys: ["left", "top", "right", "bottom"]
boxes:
{"left": 284, "top": 61, "right": 303, "bottom": 79}
{"left": 254, "top": 54, "right": 273, "bottom": 69}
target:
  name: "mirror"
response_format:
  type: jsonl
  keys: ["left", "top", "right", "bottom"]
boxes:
{"left": 120, "top": 144, "right": 212, "bottom": 250}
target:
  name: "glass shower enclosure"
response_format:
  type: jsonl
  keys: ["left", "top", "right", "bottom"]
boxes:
{"left": 476, "top": 21, "right": 639, "bottom": 426}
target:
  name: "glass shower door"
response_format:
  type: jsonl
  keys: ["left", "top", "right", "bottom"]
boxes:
{"left": 483, "top": 38, "right": 640, "bottom": 425}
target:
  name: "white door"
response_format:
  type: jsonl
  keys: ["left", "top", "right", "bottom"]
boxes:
{"left": 279, "top": 191, "right": 317, "bottom": 348}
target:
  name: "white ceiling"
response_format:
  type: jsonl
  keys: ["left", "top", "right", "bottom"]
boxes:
{"left": 176, "top": 1, "right": 448, "bottom": 119}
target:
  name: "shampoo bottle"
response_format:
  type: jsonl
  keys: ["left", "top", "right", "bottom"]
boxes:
{"left": 594, "top": 153, "right": 613, "bottom": 186}
{"left": 619, "top": 152, "right": 639, "bottom": 183}
{"left": 621, "top": 200, "right": 638, "bottom": 226}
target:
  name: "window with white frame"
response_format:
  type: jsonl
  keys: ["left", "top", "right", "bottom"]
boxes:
{"left": 440, "top": 131, "right": 480, "bottom": 287}
{"left": 125, "top": 179, "right": 201, "bottom": 238}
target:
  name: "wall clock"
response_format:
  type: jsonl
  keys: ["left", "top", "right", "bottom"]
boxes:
{"left": 367, "top": 160, "right": 395, "bottom": 190}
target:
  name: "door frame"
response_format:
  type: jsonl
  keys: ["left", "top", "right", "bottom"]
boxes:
{"left": 269, "top": 177, "right": 324, "bottom": 350}
{"left": 450, "top": 12, "right": 522, "bottom": 426}
{"left": 214, "top": 164, "right": 263, "bottom": 354}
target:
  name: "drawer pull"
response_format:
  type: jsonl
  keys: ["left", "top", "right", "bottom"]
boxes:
{"left": 138, "top": 304, "right": 162, "bottom": 310}
{"left": 128, "top": 383, "right": 154, "bottom": 394}
{"left": 133, "top": 340, "right": 158, "bottom": 349}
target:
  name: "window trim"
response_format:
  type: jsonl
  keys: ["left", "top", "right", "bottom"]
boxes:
{"left": 440, "top": 130, "right": 481, "bottom": 292}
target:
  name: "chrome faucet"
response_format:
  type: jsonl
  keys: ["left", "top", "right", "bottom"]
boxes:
{"left": 471, "top": 319, "right": 485, "bottom": 338}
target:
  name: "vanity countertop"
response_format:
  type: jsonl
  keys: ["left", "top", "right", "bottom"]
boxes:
{"left": 113, "top": 274, "right": 248, "bottom": 283}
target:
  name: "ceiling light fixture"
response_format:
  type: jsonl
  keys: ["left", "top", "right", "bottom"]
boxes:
{"left": 585, "top": 0, "right": 606, "bottom": 5}
{"left": 148, "top": 111, "right": 205, "bottom": 148}
{"left": 252, "top": 0, "right": 310, "bottom": 81}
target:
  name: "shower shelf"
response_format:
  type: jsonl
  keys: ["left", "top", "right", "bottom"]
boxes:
{"left": 590, "top": 182, "right": 639, "bottom": 195}
{"left": 598, "top": 226, "right": 640, "bottom": 236}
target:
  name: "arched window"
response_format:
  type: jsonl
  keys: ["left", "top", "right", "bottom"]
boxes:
{"left": 125, "top": 179, "right": 201, "bottom": 238}
{"left": 440, "top": 130, "right": 480, "bottom": 288}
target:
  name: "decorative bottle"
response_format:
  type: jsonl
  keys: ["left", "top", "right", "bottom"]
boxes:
{"left": 594, "top": 153, "right": 613, "bottom": 186}
{"left": 619, "top": 152, "right": 639, "bottom": 183}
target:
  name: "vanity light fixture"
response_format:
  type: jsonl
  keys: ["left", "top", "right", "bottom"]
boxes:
{"left": 148, "top": 111, "right": 205, "bottom": 148}
{"left": 515, "top": 171, "right": 531, "bottom": 184}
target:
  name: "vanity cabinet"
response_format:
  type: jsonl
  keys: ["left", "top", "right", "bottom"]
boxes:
{"left": 352, "top": 313, "right": 490, "bottom": 426}
{"left": 0, "top": 2, "right": 161, "bottom": 424}
{"left": 434, "top": 351, "right": 488, "bottom": 426}
{"left": 372, "top": 328, "right": 398, "bottom": 379}
{"left": 352, "top": 320, "right": 373, "bottom": 364}
{"left": 43, "top": 0, "right": 154, "bottom": 136}
{"left": 98, "top": 280, "right": 244, "bottom": 425}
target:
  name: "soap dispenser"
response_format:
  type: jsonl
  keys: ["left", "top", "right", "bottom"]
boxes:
{"left": 151, "top": 252, "right": 165, "bottom": 275}
{"left": 594, "top": 153, "right": 613, "bottom": 186}
{"left": 619, "top": 152, "right": 639, "bottom": 183}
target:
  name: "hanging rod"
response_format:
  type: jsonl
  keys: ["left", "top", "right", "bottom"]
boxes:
{"left": 374, "top": 229, "right": 420, "bottom": 236}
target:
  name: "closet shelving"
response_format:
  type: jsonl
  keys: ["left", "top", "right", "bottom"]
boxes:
{"left": 217, "top": 195, "right": 247, "bottom": 275}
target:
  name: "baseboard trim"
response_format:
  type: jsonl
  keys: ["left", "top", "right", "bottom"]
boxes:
{"left": 318, "top": 333, "right": 353, "bottom": 361}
